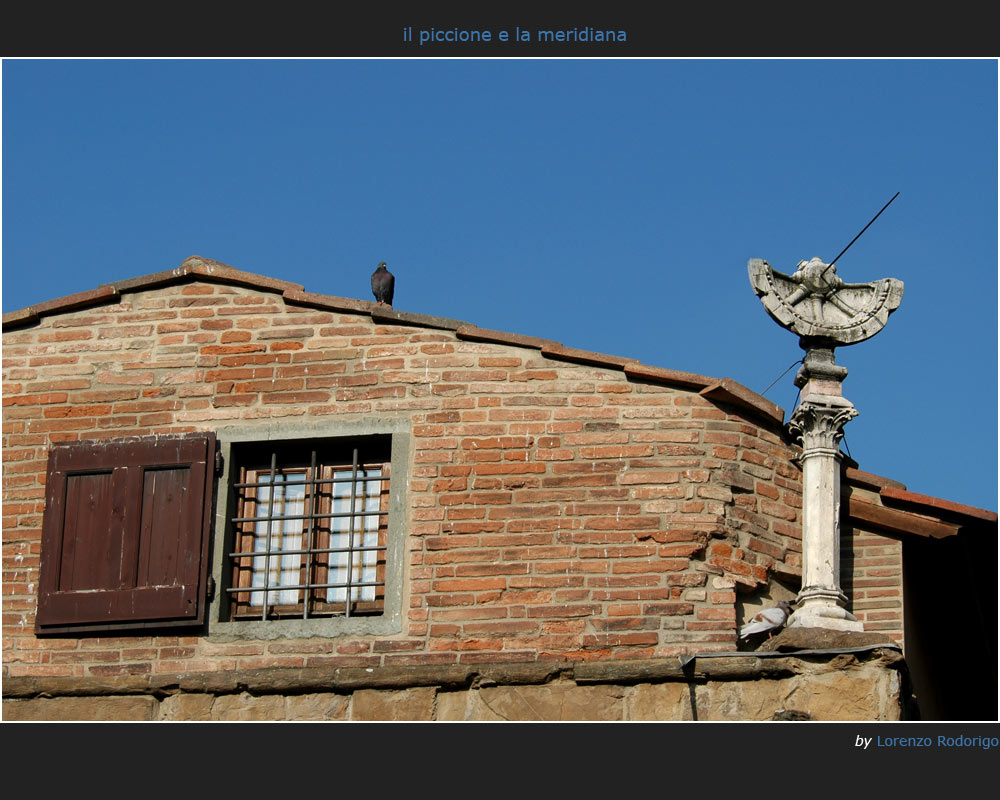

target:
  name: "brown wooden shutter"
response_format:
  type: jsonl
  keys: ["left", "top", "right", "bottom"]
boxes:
{"left": 36, "top": 433, "right": 216, "bottom": 634}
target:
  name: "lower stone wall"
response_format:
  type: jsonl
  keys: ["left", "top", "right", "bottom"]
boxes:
{"left": 4, "top": 643, "right": 909, "bottom": 721}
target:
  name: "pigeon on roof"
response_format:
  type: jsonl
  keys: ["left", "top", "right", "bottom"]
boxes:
{"left": 739, "top": 600, "right": 793, "bottom": 639}
{"left": 371, "top": 261, "right": 395, "bottom": 307}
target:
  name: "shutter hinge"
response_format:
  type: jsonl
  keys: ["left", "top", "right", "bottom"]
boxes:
{"left": 215, "top": 449, "right": 224, "bottom": 475}
{"left": 207, "top": 575, "right": 216, "bottom": 602}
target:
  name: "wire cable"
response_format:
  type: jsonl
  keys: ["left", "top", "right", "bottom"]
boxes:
{"left": 760, "top": 358, "right": 804, "bottom": 397}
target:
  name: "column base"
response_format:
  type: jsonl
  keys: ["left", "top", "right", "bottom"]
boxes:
{"left": 787, "top": 604, "right": 864, "bottom": 632}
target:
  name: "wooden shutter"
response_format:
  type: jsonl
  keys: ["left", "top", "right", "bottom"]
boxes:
{"left": 36, "top": 433, "right": 216, "bottom": 634}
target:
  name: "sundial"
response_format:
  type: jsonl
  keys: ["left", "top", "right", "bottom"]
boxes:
{"left": 748, "top": 257, "right": 903, "bottom": 346}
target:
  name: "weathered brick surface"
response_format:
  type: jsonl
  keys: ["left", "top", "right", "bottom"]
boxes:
{"left": 1, "top": 272, "right": 899, "bottom": 682}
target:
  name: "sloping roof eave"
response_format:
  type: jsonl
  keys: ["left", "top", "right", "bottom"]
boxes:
{"left": 2, "top": 255, "right": 786, "bottom": 426}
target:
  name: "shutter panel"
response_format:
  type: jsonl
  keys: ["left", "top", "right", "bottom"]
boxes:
{"left": 36, "top": 433, "right": 216, "bottom": 634}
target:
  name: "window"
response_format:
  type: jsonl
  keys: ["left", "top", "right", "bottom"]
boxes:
{"left": 228, "top": 442, "right": 388, "bottom": 620}
{"left": 35, "top": 433, "right": 216, "bottom": 634}
{"left": 210, "top": 421, "right": 408, "bottom": 639}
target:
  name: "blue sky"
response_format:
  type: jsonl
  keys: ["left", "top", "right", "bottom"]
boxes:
{"left": 2, "top": 59, "right": 997, "bottom": 510}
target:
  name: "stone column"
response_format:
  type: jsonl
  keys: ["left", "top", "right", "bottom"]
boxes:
{"left": 749, "top": 257, "right": 903, "bottom": 632}
{"left": 785, "top": 349, "right": 863, "bottom": 631}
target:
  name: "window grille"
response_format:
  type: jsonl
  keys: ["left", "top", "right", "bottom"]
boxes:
{"left": 227, "top": 446, "right": 388, "bottom": 620}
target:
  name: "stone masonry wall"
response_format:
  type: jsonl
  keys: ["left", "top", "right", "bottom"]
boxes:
{"left": 2, "top": 647, "right": 908, "bottom": 721}
{"left": 2, "top": 271, "right": 813, "bottom": 681}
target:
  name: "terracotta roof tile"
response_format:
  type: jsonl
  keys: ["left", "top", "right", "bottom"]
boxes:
{"left": 455, "top": 324, "right": 558, "bottom": 350}
{"left": 879, "top": 486, "right": 998, "bottom": 523}
{"left": 623, "top": 362, "right": 714, "bottom": 390}
{"left": 844, "top": 468, "right": 907, "bottom": 491}
{"left": 370, "top": 306, "right": 467, "bottom": 331}
{"left": 282, "top": 288, "right": 374, "bottom": 315}
{"left": 847, "top": 497, "right": 961, "bottom": 539}
{"left": 2, "top": 285, "right": 118, "bottom": 328}
{"left": 102, "top": 256, "right": 305, "bottom": 296}
{"left": 539, "top": 343, "right": 633, "bottom": 370}
{"left": 699, "top": 379, "right": 784, "bottom": 424}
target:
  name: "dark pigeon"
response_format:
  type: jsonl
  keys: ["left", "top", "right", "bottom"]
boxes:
{"left": 371, "top": 261, "right": 395, "bottom": 307}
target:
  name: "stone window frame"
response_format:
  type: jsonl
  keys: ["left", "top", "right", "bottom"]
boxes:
{"left": 208, "top": 419, "right": 409, "bottom": 641}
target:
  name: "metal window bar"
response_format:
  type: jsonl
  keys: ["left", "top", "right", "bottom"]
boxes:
{"left": 230, "top": 579, "right": 383, "bottom": 594}
{"left": 229, "top": 544, "right": 387, "bottom": 559}
{"left": 302, "top": 450, "right": 317, "bottom": 620}
{"left": 231, "top": 509, "right": 387, "bottom": 524}
{"left": 253, "top": 469, "right": 305, "bottom": 612}
{"left": 260, "top": 452, "right": 277, "bottom": 621}
{"left": 233, "top": 474, "right": 384, "bottom": 490}
{"left": 231, "top": 448, "right": 386, "bottom": 620}
{"left": 345, "top": 448, "right": 358, "bottom": 619}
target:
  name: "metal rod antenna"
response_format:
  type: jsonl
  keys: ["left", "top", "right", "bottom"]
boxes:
{"left": 827, "top": 192, "right": 900, "bottom": 268}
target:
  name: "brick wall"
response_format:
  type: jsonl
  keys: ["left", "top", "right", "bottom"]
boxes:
{"left": 841, "top": 477, "right": 906, "bottom": 647}
{"left": 2, "top": 270, "right": 816, "bottom": 680}
{"left": 843, "top": 526, "right": 904, "bottom": 645}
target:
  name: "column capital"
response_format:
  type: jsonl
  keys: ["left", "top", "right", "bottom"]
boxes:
{"left": 789, "top": 394, "right": 858, "bottom": 451}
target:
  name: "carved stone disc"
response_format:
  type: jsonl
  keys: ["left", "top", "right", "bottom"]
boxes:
{"left": 748, "top": 258, "right": 903, "bottom": 345}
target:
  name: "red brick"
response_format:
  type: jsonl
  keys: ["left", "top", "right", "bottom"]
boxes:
{"left": 200, "top": 344, "right": 266, "bottom": 355}
{"left": 3, "top": 393, "right": 69, "bottom": 406}
{"left": 643, "top": 602, "right": 695, "bottom": 615}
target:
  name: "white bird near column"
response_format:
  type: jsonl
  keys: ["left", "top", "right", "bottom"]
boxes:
{"left": 739, "top": 600, "right": 793, "bottom": 639}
